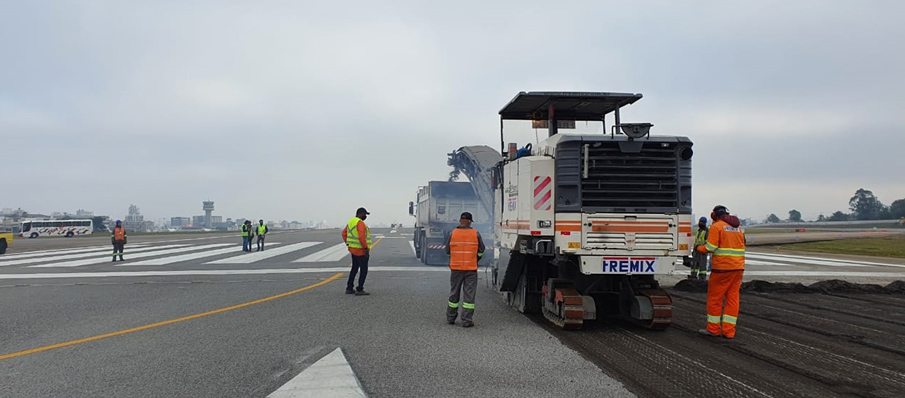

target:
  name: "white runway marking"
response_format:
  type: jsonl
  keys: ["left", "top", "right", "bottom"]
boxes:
{"left": 293, "top": 243, "right": 348, "bottom": 263}
{"left": 673, "top": 270, "right": 905, "bottom": 278}
{"left": 0, "top": 266, "right": 449, "bottom": 279}
{"left": 268, "top": 348, "right": 367, "bottom": 398}
{"left": 124, "top": 243, "right": 284, "bottom": 266}
{"left": 748, "top": 252, "right": 905, "bottom": 268}
{"left": 1, "top": 245, "right": 184, "bottom": 267}
{"left": 205, "top": 242, "right": 322, "bottom": 264}
{"left": 408, "top": 241, "right": 417, "bottom": 255}
{"left": 0, "top": 245, "right": 147, "bottom": 260}
{"left": 745, "top": 260, "right": 796, "bottom": 267}
{"left": 29, "top": 244, "right": 229, "bottom": 268}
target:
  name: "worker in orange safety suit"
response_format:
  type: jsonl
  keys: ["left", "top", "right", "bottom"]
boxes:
{"left": 445, "top": 212, "right": 485, "bottom": 328}
{"left": 696, "top": 205, "right": 745, "bottom": 339}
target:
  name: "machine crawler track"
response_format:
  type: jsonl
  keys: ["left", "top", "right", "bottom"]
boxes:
{"left": 542, "top": 286, "right": 585, "bottom": 330}
{"left": 633, "top": 289, "right": 673, "bottom": 330}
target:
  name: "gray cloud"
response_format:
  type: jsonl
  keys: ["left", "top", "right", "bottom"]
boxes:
{"left": 3, "top": 1, "right": 904, "bottom": 225}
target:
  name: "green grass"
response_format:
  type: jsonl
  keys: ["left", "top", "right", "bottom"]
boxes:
{"left": 764, "top": 235, "right": 905, "bottom": 259}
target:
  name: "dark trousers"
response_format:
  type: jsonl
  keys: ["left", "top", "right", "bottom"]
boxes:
{"left": 257, "top": 235, "right": 265, "bottom": 251}
{"left": 447, "top": 270, "right": 477, "bottom": 323}
{"left": 112, "top": 242, "right": 125, "bottom": 260}
{"left": 347, "top": 254, "right": 369, "bottom": 291}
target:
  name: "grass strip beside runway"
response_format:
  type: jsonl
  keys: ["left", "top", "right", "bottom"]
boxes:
{"left": 762, "top": 235, "right": 905, "bottom": 259}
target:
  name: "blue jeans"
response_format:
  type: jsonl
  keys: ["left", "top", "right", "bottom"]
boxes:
{"left": 242, "top": 236, "right": 251, "bottom": 252}
{"left": 347, "top": 254, "right": 369, "bottom": 291}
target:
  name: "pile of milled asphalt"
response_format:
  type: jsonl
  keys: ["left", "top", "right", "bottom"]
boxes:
{"left": 673, "top": 279, "right": 905, "bottom": 294}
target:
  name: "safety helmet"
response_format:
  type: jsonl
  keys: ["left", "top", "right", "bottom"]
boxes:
{"left": 711, "top": 205, "right": 729, "bottom": 221}
{"left": 115, "top": 220, "right": 122, "bottom": 224}
{"left": 699, "top": 217, "right": 708, "bottom": 223}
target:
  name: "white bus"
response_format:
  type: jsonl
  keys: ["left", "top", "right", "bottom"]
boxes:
{"left": 20, "top": 219, "right": 94, "bottom": 238}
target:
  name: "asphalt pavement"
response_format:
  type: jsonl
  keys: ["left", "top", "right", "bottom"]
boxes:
{"left": 0, "top": 229, "right": 633, "bottom": 398}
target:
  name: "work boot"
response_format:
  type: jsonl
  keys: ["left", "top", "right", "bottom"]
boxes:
{"left": 447, "top": 319, "right": 456, "bottom": 325}
{"left": 112, "top": 258, "right": 117, "bottom": 262}
{"left": 354, "top": 290, "right": 370, "bottom": 296}
{"left": 462, "top": 321, "right": 474, "bottom": 328}
{"left": 687, "top": 273, "right": 696, "bottom": 280}
{"left": 119, "top": 257, "right": 124, "bottom": 262}
{"left": 698, "top": 329, "right": 720, "bottom": 337}
{"left": 698, "top": 273, "right": 707, "bottom": 281}
{"left": 345, "top": 289, "right": 355, "bottom": 294}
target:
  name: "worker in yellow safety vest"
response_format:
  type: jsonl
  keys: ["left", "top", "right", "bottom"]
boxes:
{"left": 445, "top": 212, "right": 485, "bottom": 328}
{"left": 241, "top": 220, "right": 252, "bottom": 252}
{"left": 691, "top": 217, "right": 710, "bottom": 280}
{"left": 342, "top": 207, "right": 372, "bottom": 296}
{"left": 256, "top": 220, "right": 268, "bottom": 251}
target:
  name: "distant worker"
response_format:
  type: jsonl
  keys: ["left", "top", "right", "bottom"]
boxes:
{"left": 697, "top": 205, "right": 745, "bottom": 339}
{"left": 445, "top": 212, "right": 485, "bottom": 328}
{"left": 690, "top": 217, "right": 710, "bottom": 280}
{"left": 256, "top": 219, "right": 268, "bottom": 251}
{"left": 111, "top": 220, "right": 127, "bottom": 262}
{"left": 241, "top": 220, "right": 252, "bottom": 252}
{"left": 342, "top": 207, "right": 371, "bottom": 296}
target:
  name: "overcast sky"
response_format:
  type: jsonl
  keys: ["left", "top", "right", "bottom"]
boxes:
{"left": 3, "top": 1, "right": 904, "bottom": 226}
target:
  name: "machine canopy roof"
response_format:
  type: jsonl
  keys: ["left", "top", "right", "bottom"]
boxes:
{"left": 498, "top": 91, "right": 642, "bottom": 121}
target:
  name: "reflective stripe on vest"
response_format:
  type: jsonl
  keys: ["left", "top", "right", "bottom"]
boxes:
{"left": 449, "top": 228, "right": 479, "bottom": 271}
{"left": 258, "top": 225, "right": 266, "bottom": 235}
{"left": 113, "top": 227, "right": 126, "bottom": 241}
{"left": 346, "top": 217, "right": 371, "bottom": 249}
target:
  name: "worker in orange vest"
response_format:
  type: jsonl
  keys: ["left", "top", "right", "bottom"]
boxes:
{"left": 111, "top": 220, "right": 127, "bottom": 262}
{"left": 696, "top": 205, "right": 745, "bottom": 339}
{"left": 445, "top": 212, "right": 485, "bottom": 328}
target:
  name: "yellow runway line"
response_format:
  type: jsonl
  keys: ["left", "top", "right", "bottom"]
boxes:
{"left": 0, "top": 272, "right": 344, "bottom": 361}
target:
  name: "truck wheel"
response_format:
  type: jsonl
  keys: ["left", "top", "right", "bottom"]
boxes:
{"left": 420, "top": 237, "right": 428, "bottom": 265}
{"left": 0, "top": 240, "right": 7, "bottom": 255}
{"left": 414, "top": 238, "right": 421, "bottom": 259}
{"left": 65, "top": 232, "right": 75, "bottom": 238}
{"left": 30, "top": 233, "right": 39, "bottom": 239}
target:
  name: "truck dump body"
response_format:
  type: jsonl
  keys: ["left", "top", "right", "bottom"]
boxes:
{"left": 412, "top": 181, "right": 493, "bottom": 266}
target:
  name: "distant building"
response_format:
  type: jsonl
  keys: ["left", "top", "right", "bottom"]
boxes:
{"left": 75, "top": 209, "right": 94, "bottom": 218}
{"left": 192, "top": 215, "right": 206, "bottom": 227}
{"left": 211, "top": 216, "right": 223, "bottom": 224}
{"left": 171, "top": 217, "right": 191, "bottom": 227}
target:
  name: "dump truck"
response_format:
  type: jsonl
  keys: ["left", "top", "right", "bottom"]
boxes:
{"left": 409, "top": 181, "right": 495, "bottom": 266}
{"left": 451, "top": 92, "right": 694, "bottom": 330}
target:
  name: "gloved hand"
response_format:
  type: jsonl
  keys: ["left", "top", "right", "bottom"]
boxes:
{"left": 696, "top": 245, "right": 709, "bottom": 254}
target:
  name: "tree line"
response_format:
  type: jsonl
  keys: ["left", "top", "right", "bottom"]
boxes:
{"left": 765, "top": 188, "right": 905, "bottom": 223}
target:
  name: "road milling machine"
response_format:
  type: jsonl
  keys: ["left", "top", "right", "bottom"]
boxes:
{"left": 454, "top": 92, "right": 694, "bottom": 330}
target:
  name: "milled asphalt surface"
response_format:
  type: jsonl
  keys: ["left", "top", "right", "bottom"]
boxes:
{"left": 0, "top": 230, "right": 634, "bottom": 397}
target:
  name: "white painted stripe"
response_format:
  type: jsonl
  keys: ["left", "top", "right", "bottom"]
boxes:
{"left": 1, "top": 245, "right": 185, "bottom": 267}
{"left": 0, "top": 266, "right": 450, "bottom": 279}
{"left": 673, "top": 270, "right": 905, "bottom": 278}
{"left": 748, "top": 252, "right": 905, "bottom": 268}
{"left": 29, "top": 244, "right": 229, "bottom": 268}
{"left": 0, "top": 245, "right": 148, "bottom": 259}
{"left": 293, "top": 244, "right": 349, "bottom": 263}
{"left": 408, "top": 241, "right": 416, "bottom": 255}
{"left": 746, "top": 260, "right": 795, "bottom": 267}
{"left": 268, "top": 348, "right": 367, "bottom": 398}
{"left": 124, "top": 243, "right": 284, "bottom": 266}
{"left": 206, "top": 242, "right": 322, "bottom": 264}
{"left": 745, "top": 253, "right": 869, "bottom": 268}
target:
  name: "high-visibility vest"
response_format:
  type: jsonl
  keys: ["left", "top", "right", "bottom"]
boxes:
{"left": 258, "top": 225, "right": 266, "bottom": 236}
{"left": 449, "top": 228, "right": 479, "bottom": 271}
{"left": 113, "top": 227, "right": 126, "bottom": 241}
{"left": 345, "top": 217, "right": 371, "bottom": 249}
{"left": 241, "top": 224, "right": 249, "bottom": 237}
{"left": 694, "top": 227, "right": 708, "bottom": 246}
{"left": 704, "top": 219, "right": 745, "bottom": 271}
